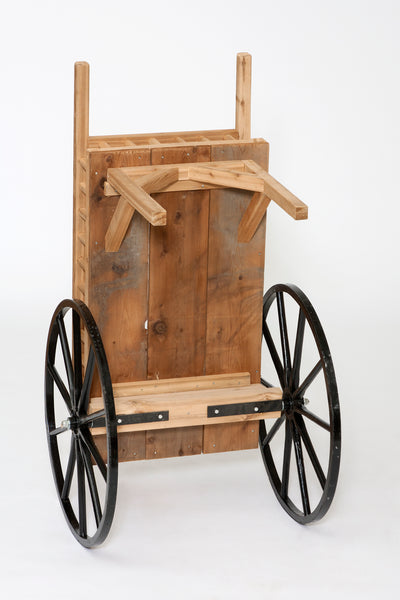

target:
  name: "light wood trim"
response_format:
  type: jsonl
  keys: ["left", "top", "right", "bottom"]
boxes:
{"left": 188, "top": 165, "right": 264, "bottom": 192}
{"left": 104, "top": 168, "right": 179, "bottom": 252}
{"left": 116, "top": 160, "right": 247, "bottom": 179}
{"left": 87, "top": 137, "right": 267, "bottom": 153}
{"left": 88, "top": 128, "right": 240, "bottom": 145}
{"left": 104, "top": 181, "right": 119, "bottom": 196}
{"left": 90, "top": 383, "right": 282, "bottom": 433}
{"left": 105, "top": 197, "right": 135, "bottom": 252}
{"left": 112, "top": 372, "right": 251, "bottom": 397}
{"left": 107, "top": 169, "right": 167, "bottom": 226}
{"left": 235, "top": 53, "right": 251, "bottom": 139}
{"left": 238, "top": 192, "right": 271, "bottom": 243}
{"left": 74, "top": 62, "right": 89, "bottom": 160}
{"left": 245, "top": 160, "right": 308, "bottom": 220}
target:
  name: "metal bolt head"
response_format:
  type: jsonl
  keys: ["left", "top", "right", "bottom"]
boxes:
{"left": 214, "top": 409, "right": 219, "bottom": 414}
{"left": 254, "top": 406, "right": 259, "bottom": 412}
{"left": 117, "top": 418, "right": 122, "bottom": 424}
{"left": 158, "top": 414, "right": 163, "bottom": 420}
{"left": 304, "top": 398, "right": 310, "bottom": 405}
{"left": 61, "top": 419, "right": 70, "bottom": 430}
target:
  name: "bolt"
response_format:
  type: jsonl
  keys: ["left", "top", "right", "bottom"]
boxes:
{"left": 186, "top": 153, "right": 190, "bottom": 157}
{"left": 158, "top": 414, "right": 163, "bottom": 420}
{"left": 154, "top": 450, "right": 157, "bottom": 455}
{"left": 161, "top": 155, "right": 165, "bottom": 159}
{"left": 117, "top": 418, "right": 122, "bottom": 424}
{"left": 251, "top": 429, "right": 255, "bottom": 433}
{"left": 212, "top": 444, "right": 216, "bottom": 448}
{"left": 254, "top": 406, "right": 259, "bottom": 412}
{"left": 214, "top": 409, "right": 219, "bottom": 414}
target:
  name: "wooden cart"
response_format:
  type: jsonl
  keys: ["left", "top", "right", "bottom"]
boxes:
{"left": 45, "top": 53, "right": 341, "bottom": 547}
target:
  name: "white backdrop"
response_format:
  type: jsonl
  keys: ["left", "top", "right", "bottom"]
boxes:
{"left": 1, "top": 1, "right": 399, "bottom": 598}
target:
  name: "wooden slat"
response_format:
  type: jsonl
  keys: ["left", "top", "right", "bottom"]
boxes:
{"left": 90, "top": 384, "right": 282, "bottom": 434}
{"left": 205, "top": 187, "right": 266, "bottom": 383}
{"left": 107, "top": 169, "right": 167, "bottom": 226}
{"left": 88, "top": 129, "right": 239, "bottom": 146}
{"left": 151, "top": 145, "right": 210, "bottom": 165}
{"left": 112, "top": 372, "right": 251, "bottom": 397}
{"left": 245, "top": 160, "right": 308, "bottom": 220}
{"left": 188, "top": 165, "right": 264, "bottom": 192}
{"left": 203, "top": 422, "right": 259, "bottom": 453}
{"left": 147, "top": 189, "right": 210, "bottom": 379}
{"left": 145, "top": 427, "right": 203, "bottom": 460}
{"left": 95, "top": 431, "right": 146, "bottom": 463}
{"left": 88, "top": 149, "right": 151, "bottom": 388}
{"left": 238, "top": 192, "right": 271, "bottom": 243}
{"left": 235, "top": 53, "right": 252, "bottom": 139}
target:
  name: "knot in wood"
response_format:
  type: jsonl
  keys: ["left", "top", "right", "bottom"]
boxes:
{"left": 153, "top": 320, "right": 167, "bottom": 335}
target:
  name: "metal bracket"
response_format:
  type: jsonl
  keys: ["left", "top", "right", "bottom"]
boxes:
{"left": 207, "top": 400, "right": 282, "bottom": 418}
{"left": 90, "top": 411, "right": 169, "bottom": 428}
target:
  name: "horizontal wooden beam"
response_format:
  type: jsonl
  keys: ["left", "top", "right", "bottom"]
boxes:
{"left": 188, "top": 165, "right": 264, "bottom": 192}
{"left": 112, "top": 372, "right": 251, "bottom": 397}
{"left": 245, "top": 160, "right": 308, "bottom": 220}
{"left": 90, "top": 383, "right": 282, "bottom": 434}
{"left": 238, "top": 192, "right": 271, "bottom": 243}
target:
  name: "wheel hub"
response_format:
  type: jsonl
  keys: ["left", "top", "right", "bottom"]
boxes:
{"left": 61, "top": 415, "right": 80, "bottom": 432}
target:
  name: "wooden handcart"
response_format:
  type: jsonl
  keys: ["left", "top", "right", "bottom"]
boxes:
{"left": 45, "top": 53, "right": 341, "bottom": 547}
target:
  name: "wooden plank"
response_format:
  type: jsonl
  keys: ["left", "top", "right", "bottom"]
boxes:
{"left": 245, "top": 160, "right": 308, "bottom": 220}
{"left": 102, "top": 160, "right": 246, "bottom": 181}
{"left": 88, "top": 129, "right": 239, "bottom": 146}
{"left": 145, "top": 427, "right": 203, "bottom": 460}
{"left": 94, "top": 431, "right": 146, "bottom": 462}
{"left": 205, "top": 188, "right": 266, "bottom": 383}
{"left": 105, "top": 196, "right": 134, "bottom": 252}
{"left": 235, "top": 53, "right": 252, "bottom": 139}
{"left": 88, "top": 149, "right": 151, "bottom": 389}
{"left": 107, "top": 169, "right": 167, "bottom": 226}
{"left": 151, "top": 145, "right": 210, "bottom": 165}
{"left": 211, "top": 141, "right": 269, "bottom": 169}
{"left": 73, "top": 62, "right": 90, "bottom": 300}
{"left": 238, "top": 192, "right": 271, "bottom": 243}
{"left": 188, "top": 165, "right": 264, "bottom": 192}
{"left": 147, "top": 189, "right": 210, "bottom": 379}
{"left": 90, "top": 384, "right": 282, "bottom": 433}
{"left": 203, "top": 422, "right": 259, "bottom": 453}
{"left": 112, "top": 372, "right": 251, "bottom": 397}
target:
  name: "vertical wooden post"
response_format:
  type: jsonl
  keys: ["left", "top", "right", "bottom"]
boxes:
{"left": 235, "top": 52, "right": 252, "bottom": 139}
{"left": 73, "top": 62, "right": 89, "bottom": 301}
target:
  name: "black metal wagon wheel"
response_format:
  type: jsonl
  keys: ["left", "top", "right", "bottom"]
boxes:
{"left": 259, "top": 284, "right": 341, "bottom": 524}
{"left": 45, "top": 299, "right": 118, "bottom": 547}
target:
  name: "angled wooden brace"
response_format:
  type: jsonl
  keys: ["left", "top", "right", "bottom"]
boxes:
{"left": 237, "top": 161, "right": 308, "bottom": 243}
{"left": 105, "top": 167, "right": 179, "bottom": 252}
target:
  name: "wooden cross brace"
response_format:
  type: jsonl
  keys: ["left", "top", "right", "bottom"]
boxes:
{"left": 104, "top": 160, "right": 308, "bottom": 252}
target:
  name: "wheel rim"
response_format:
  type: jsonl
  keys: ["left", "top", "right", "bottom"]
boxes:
{"left": 45, "top": 299, "right": 118, "bottom": 547}
{"left": 259, "top": 284, "right": 341, "bottom": 523}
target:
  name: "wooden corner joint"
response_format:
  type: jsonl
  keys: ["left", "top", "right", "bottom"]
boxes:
{"left": 104, "top": 167, "right": 179, "bottom": 253}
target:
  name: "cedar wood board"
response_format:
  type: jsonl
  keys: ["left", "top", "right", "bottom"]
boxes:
{"left": 87, "top": 141, "right": 269, "bottom": 459}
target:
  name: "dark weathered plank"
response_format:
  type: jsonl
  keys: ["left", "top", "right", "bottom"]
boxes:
{"left": 147, "top": 190, "right": 209, "bottom": 379}
{"left": 203, "top": 422, "right": 259, "bottom": 453}
{"left": 88, "top": 150, "right": 151, "bottom": 388}
{"left": 145, "top": 427, "right": 203, "bottom": 460}
{"left": 95, "top": 431, "right": 146, "bottom": 463}
{"left": 204, "top": 187, "right": 266, "bottom": 383}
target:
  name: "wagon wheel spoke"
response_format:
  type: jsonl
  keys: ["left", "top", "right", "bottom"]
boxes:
{"left": 72, "top": 311, "right": 83, "bottom": 408}
{"left": 61, "top": 436, "right": 76, "bottom": 501}
{"left": 49, "top": 425, "right": 68, "bottom": 436}
{"left": 78, "top": 346, "right": 95, "bottom": 414}
{"left": 295, "top": 413, "right": 326, "bottom": 488}
{"left": 262, "top": 414, "right": 285, "bottom": 448}
{"left": 276, "top": 291, "right": 291, "bottom": 388}
{"left": 80, "top": 438, "right": 102, "bottom": 527}
{"left": 292, "top": 420, "right": 311, "bottom": 515}
{"left": 295, "top": 406, "right": 331, "bottom": 432}
{"left": 47, "top": 362, "right": 73, "bottom": 414}
{"left": 294, "top": 359, "right": 323, "bottom": 399}
{"left": 57, "top": 314, "right": 74, "bottom": 397}
{"left": 290, "top": 309, "right": 305, "bottom": 391}
{"left": 79, "top": 409, "right": 105, "bottom": 427}
{"left": 262, "top": 321, "right": 285, "bottom": 389}
{"left": 75, "top": 437, "right": 87, "bottom": 538}
{"left": 281, "top": 418, "right": 292, "bottom": 499}
{"left": 260, "top": 377, "right": 274, "bottom": 388}
{"left": 79, "top": 428, "right": 107, "bottom": 481}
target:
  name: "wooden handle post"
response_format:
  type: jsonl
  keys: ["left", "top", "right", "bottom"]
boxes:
{"left": 235, "top": 52, "right": 252, "bottom": 139}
